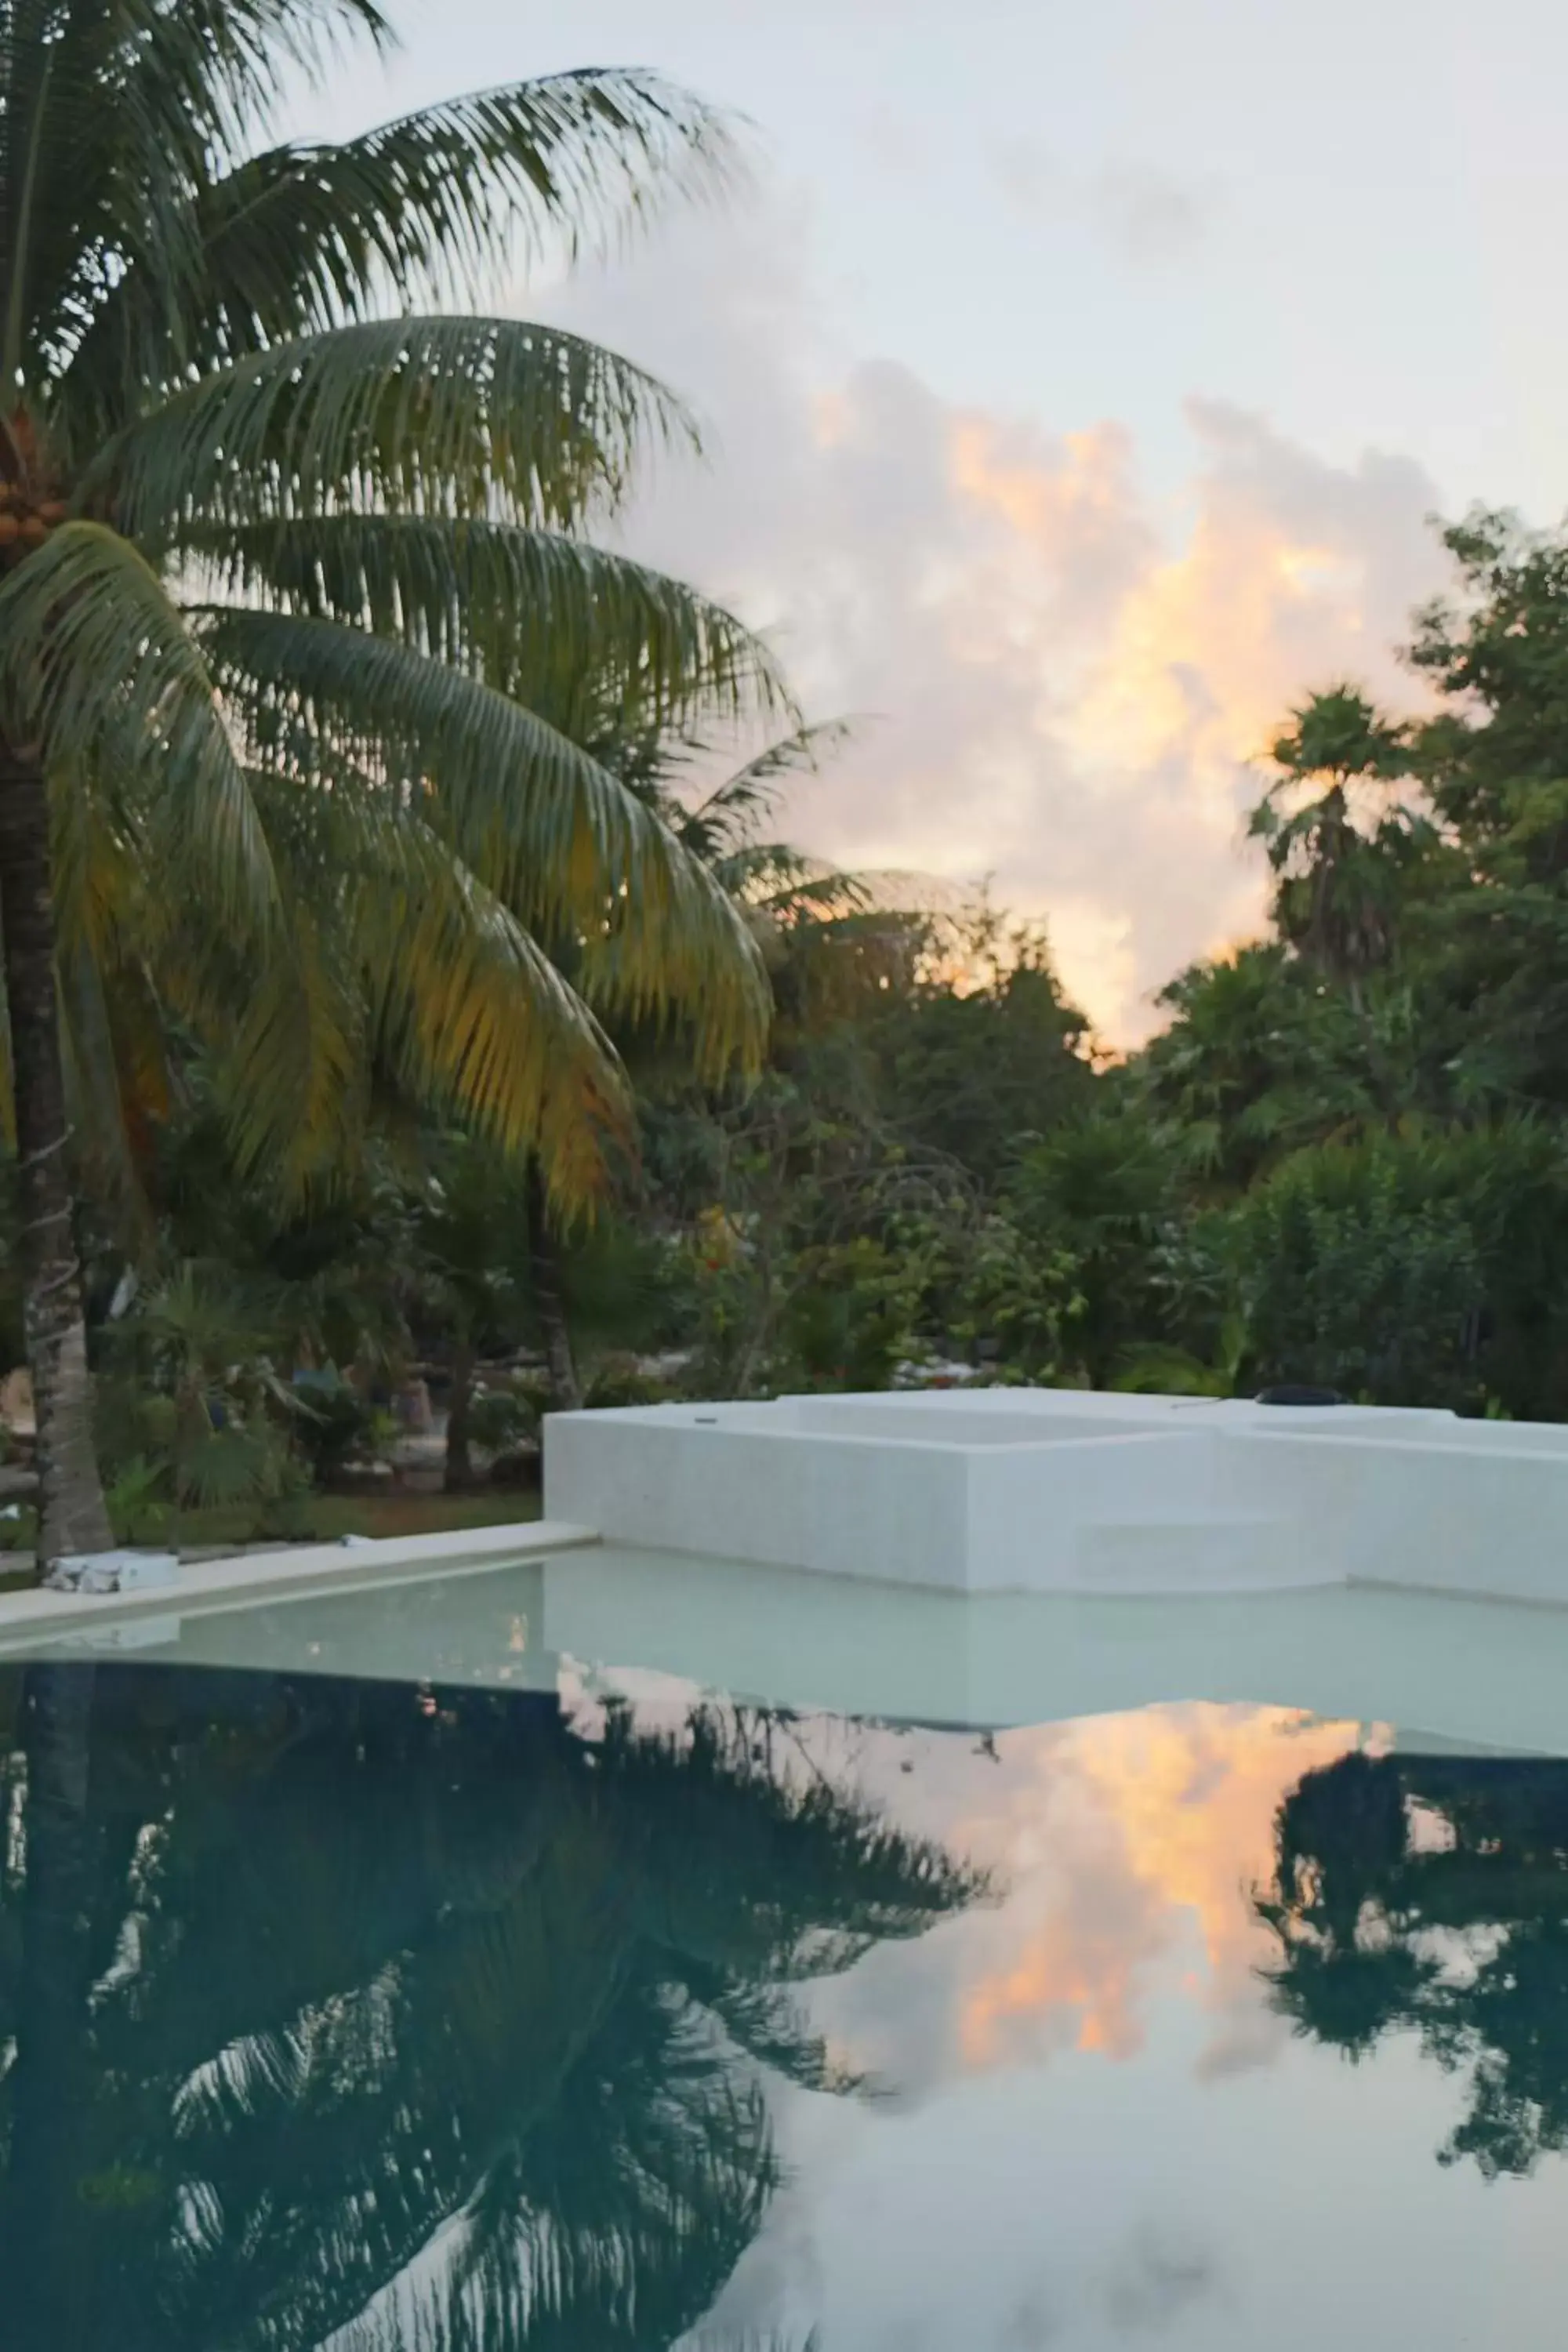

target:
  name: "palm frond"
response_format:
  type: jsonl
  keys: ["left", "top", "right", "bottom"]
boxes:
{"left": 204, "top": 899, "right": 371, "bottom": 1196}
{"left": 722, "top": 848, "right": 871, "bottom": 921}
{"left": 183, "top": 514, "right": 785, "bottom": 724}
{"left": 62, "top": 68, "right": 740, "bottom": 416}
{"left": 10, "top": 0, "right": 394, "bottom": 388}
{"left": 690, "top": 720, "right": 856, "bottom": 820}
{"left": 0, "top": 522, "right": 278, "bottom": 933}
{"left": 0, "top": 13, "right": 786, "bottom": 1234}
{"left": 110, "top": 0, "right": 394, "bottom": 147}
{"left": 199, "top": 608, "right": 771, "bottom": 1076}
{"left": 201, "top": 602, "right": 678, "bottom": 898}
{"left": 54, "top": 922, "right": 168, "bottom": 1249}
{"left": 216, "top": 771, "right": 632, "bottom": 1205}
{"left": 88, "top": 315, "right": 696, "bottom": 540}
{"left": 360, "top": 824, "right": 630, "bottom": 1208}
{"left": 47, "top": 758, "right": 141, "bottom": 971}
{"left": 673, "top": 720, "right": 855, "bottom": 860}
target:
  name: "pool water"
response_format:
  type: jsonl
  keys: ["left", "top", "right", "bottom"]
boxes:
{"left": 4, "top": 1555, "right": 1568, "bottom": 2347}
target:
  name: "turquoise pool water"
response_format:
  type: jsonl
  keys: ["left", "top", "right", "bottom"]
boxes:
{"left": 4, "top": 1550, "right": 1568, "bottom": 2347}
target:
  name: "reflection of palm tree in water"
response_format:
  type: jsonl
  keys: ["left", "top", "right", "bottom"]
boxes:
{"left": 0, "top": 1663, "right": 978, "bottom": 2349}
{"left": 1257, "top": 1746, "right": 1568, "bottom": 2178}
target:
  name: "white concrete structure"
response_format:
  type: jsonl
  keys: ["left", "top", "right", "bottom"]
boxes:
{"left": 543, "top": 1386, "right": 1568, "bottom": 1602}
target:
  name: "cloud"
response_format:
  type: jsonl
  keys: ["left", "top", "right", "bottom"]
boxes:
{"left": 953, "top": 1704, "right": 1368, "bottom": 2078}
{"left": 696, "top": 1699, "right": 1365, "bottom": 2345}
{"left": 1101, "top": 2225, "right": 1218, "bottom": 2334}
{"left": 1092, "top": 163, "right": 1218, "bottom": 264}
{"left": 991, "top": 134, "right": 1060, "bottom": 216}
{"left": 989, "top": 140, "right": 1218, "bottom": 265}
{"left": 532, "top": 194, "right": 1447, "bottom": 1042}
{"left": 765, "top": 1701, "right": 1371, "bottom": 2107}
{"left": 854, "top": 106, "right": 930, "bottom": 177}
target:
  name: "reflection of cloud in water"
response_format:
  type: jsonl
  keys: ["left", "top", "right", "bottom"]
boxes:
{"left": 1101, "top": 2223, "right": 1221, "bottom": 2333}
{"left": 964, "top": 1705, "right": 1377, "bottom": 2075}
{"left": 704, "top": 1702, "right": 1298, "bottom": 2348}
{"left": 696, "top": 1703, "right": 1568, "bottom": 2352}
{"left": 810, "top": 1704, "right": 1376, "bottom": 2099}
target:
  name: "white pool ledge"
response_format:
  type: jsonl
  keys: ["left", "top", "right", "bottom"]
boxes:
{"left": 543, "top": 1387, "right": 1568, "bottom": 1604}
{"left": 0, "top": 1518, "right": 597, "bottom": 1650}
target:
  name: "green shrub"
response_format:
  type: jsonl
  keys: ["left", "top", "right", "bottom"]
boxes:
{"left": 1223, "top": 1135, "right": 1486, "bottom": 1406}
{"left": 291, "top": 1369, "right": 376, "bottom": 1483}
{"left": 466, "top": 1383, "right": 537, "bottom": 1455}
{"left": 582, "top": 1356, "right": 673, "bottom": 1410}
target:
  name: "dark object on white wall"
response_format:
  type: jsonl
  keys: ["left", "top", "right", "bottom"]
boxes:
{"left": 1254, "top": 1385, "right": 1345, "bottom": 1406}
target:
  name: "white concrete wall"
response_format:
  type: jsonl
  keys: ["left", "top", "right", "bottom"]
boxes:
{"left": 544, "top": 1407, "right": 975, "bottom": 1586}
{"left": 541, "top": 1391, "right": 1568, "bottom": 1604}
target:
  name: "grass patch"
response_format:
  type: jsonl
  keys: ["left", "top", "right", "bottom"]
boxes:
{"left": 260, "top": 1490, "right": 543, "bottom": 1544}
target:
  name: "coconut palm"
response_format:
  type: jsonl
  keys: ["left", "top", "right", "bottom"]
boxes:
{"left": 419, "top": 710, "right": 868, "bottom": 1414}
{"left": 0, "top": 0, "right": 782, "bottom": 1578}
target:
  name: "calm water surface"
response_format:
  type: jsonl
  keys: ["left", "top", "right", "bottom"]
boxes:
{"left": 0, "top": 1631, "right": 1565, "bottom": 2347}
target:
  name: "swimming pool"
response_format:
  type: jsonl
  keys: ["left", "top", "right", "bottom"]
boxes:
{"left": 3, "top": 1544, "right": 1566, "bottom": 2348}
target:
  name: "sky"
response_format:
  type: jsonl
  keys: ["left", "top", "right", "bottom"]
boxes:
{"left": 296, "top": 2, "right": 1568, "bottom": 1040}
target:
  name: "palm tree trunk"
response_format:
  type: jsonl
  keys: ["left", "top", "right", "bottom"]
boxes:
{"left": 527, "top": 1163, "right": 582, "bottom": 1411}
{"left": 444, "top": 1333, "right": 476, "bottom": 1492}
{"left": 0, "top": 743, "right": 112, "bottom": 1580}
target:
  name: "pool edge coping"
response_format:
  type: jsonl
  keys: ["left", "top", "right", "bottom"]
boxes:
{"left": 0, "top": 1519, "right": 601, "bottom": 1653}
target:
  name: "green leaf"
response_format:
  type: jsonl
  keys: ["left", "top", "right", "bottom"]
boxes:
{"left": 9, "top": 0, "right": 394, "bottom": 390}
{"left": 673, "top": 720, "right": 855, "bottom": 851}
{"left": 63, "top": 67, "right": 740, "bottom": 408}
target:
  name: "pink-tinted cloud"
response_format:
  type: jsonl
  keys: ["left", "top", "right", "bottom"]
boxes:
{"left": 534, "top": 198, "right": 1448, "bottom": 1042}
{"left": 800, "top": 1701, "right": 1373, "bottom": 2101}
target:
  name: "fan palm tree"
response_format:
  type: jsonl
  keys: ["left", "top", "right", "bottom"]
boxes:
{"left": 0, "top": 0, "right": 782, "bottom": 1580}
{"left": 1249, "top": 685, "right": 1428, "bottom": 1006}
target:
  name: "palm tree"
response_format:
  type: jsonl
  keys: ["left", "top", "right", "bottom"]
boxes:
{"left": 0, "top": 0, "right": 782, "bottom": 1581}
{"left": 1249, "top": 685, "right": 1428, "bottom": 1007}
{"left": 448, "top": 713, "right": 866, "bottom": 1415}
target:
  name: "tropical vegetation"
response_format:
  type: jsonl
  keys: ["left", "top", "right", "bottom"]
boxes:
{"left": 0, "top": 0, "right": 780, "bottom": 1576}
{"left": 22, "top": 486, "right": 1568, "bottom": 1555}
{"left": 9, "top": 13, "right": 1568, "bottom": 1575}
